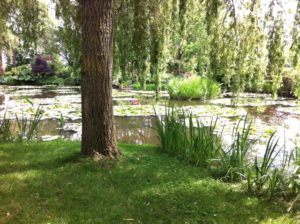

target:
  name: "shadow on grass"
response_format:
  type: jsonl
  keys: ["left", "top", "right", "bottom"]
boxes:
{"left": 0, "top": 142, "right": 298, "bottom": 223}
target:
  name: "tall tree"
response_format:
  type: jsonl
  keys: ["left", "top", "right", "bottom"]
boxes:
{"left": 149, "top": 0, "right": 166, "bottom": 97}
{"left": 54, "top": 0, "right": 81, "bottom": 70}
{"left": 291, "top": 0, "right": 300, "bottom": 67}
{"left": 132, "top": 0, "right": 149, "bottom": 89}
{"left": 114, "top": 0, "right": 134, "bottom": 84}
{"left": 80, "top": 0, "right": 120, "bottom": 157}
{"left": 266, "top": 1, "right": 285, "bottom": 99}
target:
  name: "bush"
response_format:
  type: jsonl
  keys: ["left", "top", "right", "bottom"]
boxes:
{"left": 168, "top": 76, "right": 221, "bottom": 100}
{"left": 0, "top": 76, "right": 17, "bottom": 85}
{"left": 1, "top": 65, "right": 36, "bottom": 84}
{"left": 31, "top": 56, "right": 52, "bottom": 76}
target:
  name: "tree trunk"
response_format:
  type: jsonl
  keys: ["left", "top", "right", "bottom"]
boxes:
{"left": 80, "top": 0, "right": 120, "bottom": 157}
{"left": 0, "top": 50, "right": 3, "bottom": 75}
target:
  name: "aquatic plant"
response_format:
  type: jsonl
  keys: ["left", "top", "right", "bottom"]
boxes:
{"left": 15, "top": 106, "right": 44, "bottom": 142}
{"left": 246, "top": 133, "right": 296, "bottom": 198}
{"left": 155, "top": 107, "right": 300, "bottom": 204}
{"left": 0, "top": 114, "right": 13, "bottom": 142}
{"left": 184, "top": 113, "right": 221, "bottom": 166}
{"left": 154, "top": 107, "right": 187, "bottom": 157}
{"left": 219, "top": 116, "right": 256, "bottom": 181}
{"left": 155, "top": 107, "right": 221, "bottom": 166}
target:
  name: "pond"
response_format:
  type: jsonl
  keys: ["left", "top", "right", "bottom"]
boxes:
{"left": 0, "top": 85, "right": 300, "bottom": 161}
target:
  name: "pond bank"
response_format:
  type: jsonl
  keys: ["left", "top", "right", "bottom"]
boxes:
{"left": 0, "top": 85, "right": 300, "bottom": 159}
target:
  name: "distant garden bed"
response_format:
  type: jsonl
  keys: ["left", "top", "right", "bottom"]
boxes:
{"left": 0, "top": 56, "right": 80, "bottom": 86}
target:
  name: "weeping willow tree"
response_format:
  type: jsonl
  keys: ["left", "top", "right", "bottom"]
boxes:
{"left": 291, "top": 0, "right": 300, "bottom": 68}
{"left": 114, "top": 0, "right": 134, "bottom": 84}
{"left": 132, "top": 0, "right": 149, "bottom": 89}
{"left": 0, "top": 0, "right": 49, "bottom": 64}
{"left": 149, "top": 0, "right": 166, "bottom": 97}
{"left": 291, "top": 0, "right": 300, "bottom": 98}
{"left": 54, "top": 0, "right": 81, "bottom": 70}
{"left": 266, "top": 1, "right": 285, "bottom": 99}
{"left": 244, "top": 0, "right": 266, "bottom": 92}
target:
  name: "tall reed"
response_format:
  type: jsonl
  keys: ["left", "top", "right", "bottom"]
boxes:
{"left": 219, "top": 116, "right": 256, "bottom": 181}
{"left": 155, "top": 107, "right": 221, "bottom": 166}
{"left": 0, "top": 114, "right": 13, "bottom": 142}
{"left": 15, "top": 106, "right": 44, "bottom": 142}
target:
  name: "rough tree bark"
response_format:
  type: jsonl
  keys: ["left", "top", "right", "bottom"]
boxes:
{"left": 0, "top": 51, "right": 3, "bottom": 75}
{"left": 80, "top": 0, "right": 120, "bottom": 157}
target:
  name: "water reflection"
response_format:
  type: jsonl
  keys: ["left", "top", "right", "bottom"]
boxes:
{"left": 37, "top": 116, "right": 159, "bottom": 145}
{"left": 1, "top": 85, "right": 300, "bottom": 151}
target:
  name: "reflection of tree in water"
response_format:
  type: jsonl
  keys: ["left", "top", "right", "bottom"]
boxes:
{"left": 245, "top": 106, "right": 290, "bottom": 124}
{"left": 115, "top": 117, "right": 159, "bottom": 144}
{"left": 0, "top": 95, "right": 5, "bottom": 105}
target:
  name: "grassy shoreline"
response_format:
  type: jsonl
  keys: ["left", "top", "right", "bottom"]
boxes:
{"left": 0, "top": 141, "right": 299, "bottom": 223}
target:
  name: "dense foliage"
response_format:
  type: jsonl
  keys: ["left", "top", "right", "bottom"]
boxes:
{"left": 112, "top": 0, "right": 300, "bottom": 98}
{"left": 1, "top": 0, "right": 300, "bottom": 98}
{"left": 168, "top": 76, "right": 221, "bottom": 100}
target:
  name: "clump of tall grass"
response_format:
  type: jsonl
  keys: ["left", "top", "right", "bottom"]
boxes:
{"left": 15, "top": 106, "right": 44, "bottom": 142}
{"left": 247, "top": 133, "right": 281, "bottom": 195}
{"left": 155, "top": 108, "right": 186, "bottom": 157}
{"left": 167, "top": 76, "right": 221, "bottom": 100}
{"left": 155, "top": 107, "right": 300, "bottom": 206}
{"left": 0, "top": 114, "right": 13, "bottom": 142}
{"left": 245, "top": 133, "right": 299, "bottom": 199}
{"left": 219, "top": 116, "right": 257, "bottom": 181}
{"left": 155, "top": 108, "right": 221, "bottom": 167}
{"left": 0, "top": 99, "right": 44, "bottom": 143}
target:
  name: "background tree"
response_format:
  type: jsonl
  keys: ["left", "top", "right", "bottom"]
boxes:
{"left": 132, "top": 0, "right": 149, "bottom": 89}
{"left": 266, "top": 1, "right": 285, "bottom": 99}
{"left": 114, "top": 0, "right": 135, "bottom": 84}
{"left": 54, "top": 0, "right": 81, "bottom": 72}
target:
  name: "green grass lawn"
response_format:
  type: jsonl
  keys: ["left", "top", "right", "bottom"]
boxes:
{"left": 0, "top": 141, "right": 299, "bottom": 224}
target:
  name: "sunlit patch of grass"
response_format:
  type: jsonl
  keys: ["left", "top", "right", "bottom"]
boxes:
{"left": 0, "top": 141, "right": 298, "bottom": 223}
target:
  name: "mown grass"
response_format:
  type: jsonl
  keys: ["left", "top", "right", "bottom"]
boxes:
{"left": 0, "top": 141, "right": 299, "bottom": 223}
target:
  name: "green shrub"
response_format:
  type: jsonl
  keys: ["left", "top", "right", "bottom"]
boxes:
{"left": 168, "top": 76, "right": 221, "bottom": 100}
{"left": 2, "top": 62, "right": 80, "bottom": 86}
{"left": 132, "top": 82, "right": 141, "bottom": 90}
{"left": 49, "top": 55, "right": 67, "bottom": 75}
{"left": 0, "top": 75, "right": 17, "bottom": 85}
{"left": 2, "top": 64, "right": 36, "bottom": 84}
